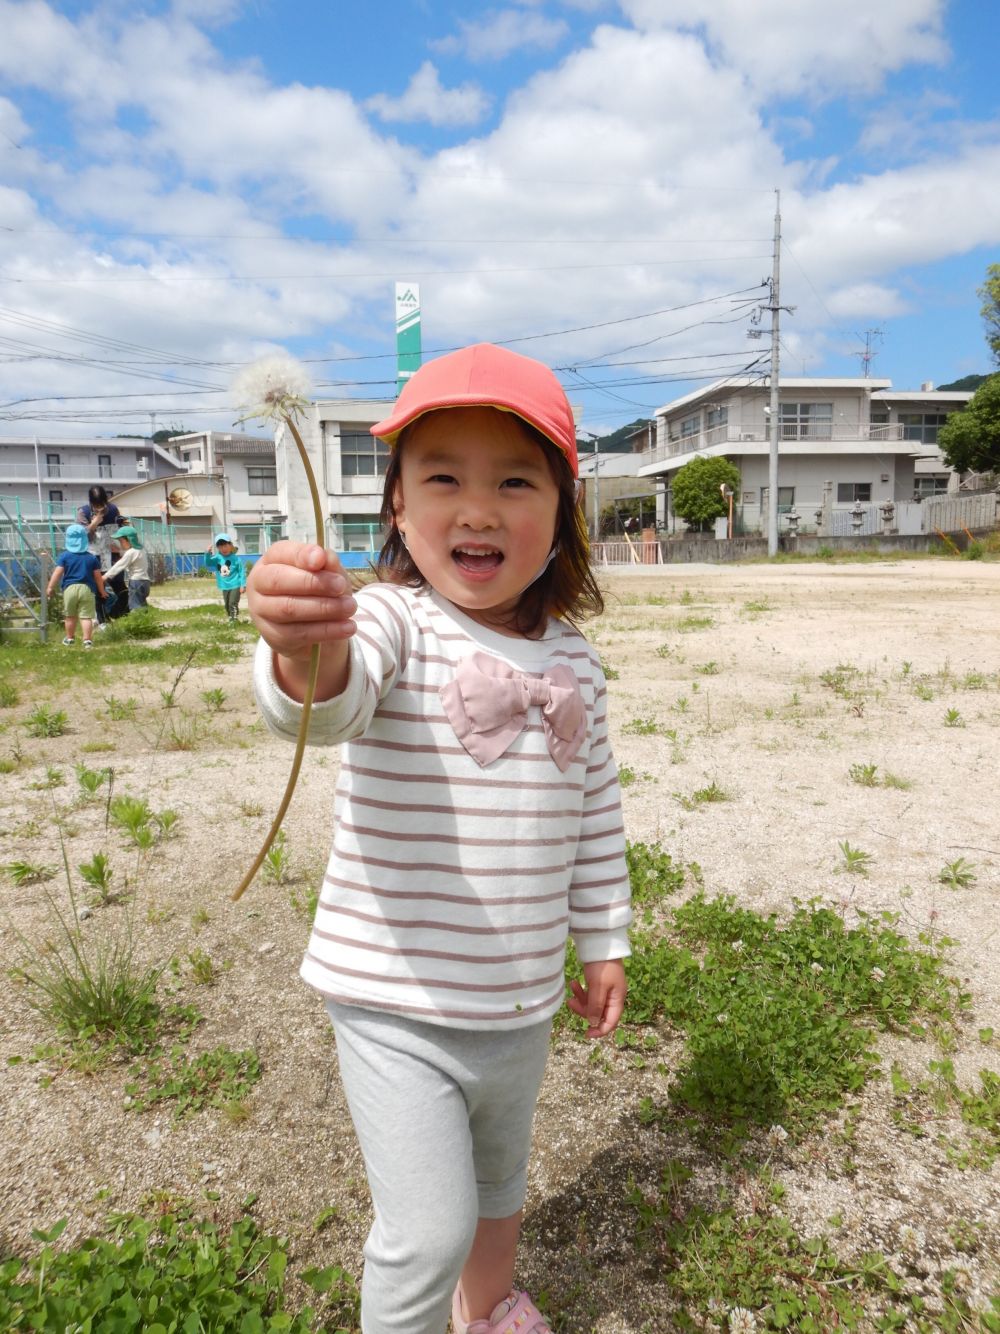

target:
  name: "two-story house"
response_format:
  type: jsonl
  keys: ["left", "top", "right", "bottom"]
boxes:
{"left": 638, "top": 378, "right": 972, "bottom": 533}
{"left": 0, "top": 436, "right": 185, "bottom": 520}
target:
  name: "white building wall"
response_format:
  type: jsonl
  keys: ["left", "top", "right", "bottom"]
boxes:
{"left": 277, "top": 399, "right": 392, "bottom": 548}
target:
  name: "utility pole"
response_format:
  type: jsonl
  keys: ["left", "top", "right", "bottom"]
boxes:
{"left": 761, "top": 189, "right": 794, "bottom": 558}
{"left": 579, "top": 431, "right": 601, "bottom": 539}
{"left": 766, "top": 190, "right": 782, "bottom": 558}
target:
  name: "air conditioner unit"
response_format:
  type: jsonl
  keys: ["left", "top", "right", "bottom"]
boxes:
{"left": 136, "top": 459, "right": 149, "bottom": 474}
{"left": 740, "top": 433, "right": 756, "bottom": 442}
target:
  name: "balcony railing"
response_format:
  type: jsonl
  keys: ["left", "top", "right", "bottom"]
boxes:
{"left": 0, "top": 461, "right": 153, "bottom": 482}
{"left": 641, "top": 422, "right": 929, "bottom": 467}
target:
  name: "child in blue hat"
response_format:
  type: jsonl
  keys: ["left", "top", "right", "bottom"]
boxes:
{"left": 205, "top": 532, "right": 246, "bottom": 621}
{"left": 45, "top": 523, "right": 107, "bottom": 648}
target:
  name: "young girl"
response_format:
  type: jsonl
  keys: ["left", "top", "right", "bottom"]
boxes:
{"left": 248, "top": 343, "right": 632, "bottom": 1334}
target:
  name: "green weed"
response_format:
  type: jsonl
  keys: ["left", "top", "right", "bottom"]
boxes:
{"left": 25, "top": 704, "right": 68, "bottom": 737}
{"left": 76, "top": 763, "right": 112, "bottom": 798}
{"left": 938, "top": 858, "right": 977, "bottom": 889}
{"left": 186, "top": 947, "right": 217, "bottom": 986}
{"left": 78, "top": 852, "right": 114, "bottom": 903}
{"left": 837, "top": 840, "right": 873, "bottom": 876}
{"left": 623, "top": 716, "right": 663, "bottom": 736}
{"left": 105, "top": 695, "right": 137, "bottom": 721}
{"left": 623, "top": 893, "right": 965, "bottom": 1139}
{"left": 5, "top": 860, "right": 56, "bottom": 887}
{"left": 627, "top": 1182, "right": 922, "bottom": 1332}
{"left": 125, "top": 1044, "right": 261, "bottom": 1119}
{"left": 676, "top": 781, "right": 730, "bottom": 811}
{"left": 262, "top": 829, "right": 291, "bottom": 884}
{"left": 626, "top": 841, "right": 685, "bottom": 906}
{"left": 0, "top": 1210, "right": 359, "bottom": 1332}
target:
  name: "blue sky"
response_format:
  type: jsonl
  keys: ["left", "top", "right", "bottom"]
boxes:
{"left": 0, "top": 0, "right": 997, "bottom": 439}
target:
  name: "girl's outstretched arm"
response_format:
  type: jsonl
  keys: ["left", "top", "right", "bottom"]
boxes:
{"left": 566, "top": 959, "right": 627, "bottom": 1039}
{"left": 248, "top": 540, "right": 358, "bottom": 703}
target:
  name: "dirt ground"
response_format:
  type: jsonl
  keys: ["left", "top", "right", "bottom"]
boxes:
{"left": 1, "top": 558, "right": 998, "bottom": 1331}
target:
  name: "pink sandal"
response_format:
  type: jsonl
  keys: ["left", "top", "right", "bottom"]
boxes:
{"left": 452, "top": 1286, "right": 553, "bottom": 1334}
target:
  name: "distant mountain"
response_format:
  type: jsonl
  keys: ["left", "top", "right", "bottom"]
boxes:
{"left": 936, "top": 374, "right": 991, "bottom": 392}
{"left": 578, "top": 418, "right": 653, "bottom": 454}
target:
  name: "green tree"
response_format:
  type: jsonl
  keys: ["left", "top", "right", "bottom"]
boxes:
{"left": 671, "top": 456, "right": 741, "bottom": 531}
{"left": 980, "top": 263, "right": 1000, "bottom": 366}
{"left": 937, "top": 375, "right": 1000, "bottom": 474}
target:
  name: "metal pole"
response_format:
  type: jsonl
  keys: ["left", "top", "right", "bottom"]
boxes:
{"left": 767, "top": 189, "right": 781, "bottom": 557}
{"left": 592, "top": 439, "right": 600, "bottom": 539}
{"left": 33, "top": 436, "right": 42, "bottom": 515}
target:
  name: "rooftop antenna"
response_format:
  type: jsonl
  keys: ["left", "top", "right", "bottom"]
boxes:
{"left": 853, "top": 328, "right": 883, "bottom": 378}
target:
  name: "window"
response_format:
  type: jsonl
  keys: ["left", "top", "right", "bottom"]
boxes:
{"left": 837, "top": 482, "right": 872, "bottom": 503}
{"left": 869, "top": 408, "right": 890, "bottom": 439}
{"left": 914, "top": 476, "right": 949, "bottom": 498}
{"left": 779, "top": 402, "right": 833, "bottom": 439}
{"left": 247, "top": 466, "right": 277, "bottom": 495}
{"left": 898, "top": 412, "right": 950, "bottom": 444}
{"left": 48, "top": 489, "right": 63, "bottom": 504}
{"left": 679, "top": 414, "right": 700, "bottom": 439}
{"left": 46, "top": 453, "right": 61, "bottom": 477}
{"left": 98, "top": 453, "right": 112, "bottom": 478}
{"left": 341, "top": 513, "right": 385, "bottom": 551}
{"left": 760, "top": 486, "right": 795, "bottom": 513}
{"left": 705, "top": 405, "right": 728, "bottom": 431}
{"left": 341, "top": 431, "right": 390, "bottom": 477}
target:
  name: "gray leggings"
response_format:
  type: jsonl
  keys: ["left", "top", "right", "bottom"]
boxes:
{"left": 326, "top": 1002, "right": 552, "bottom": 1334}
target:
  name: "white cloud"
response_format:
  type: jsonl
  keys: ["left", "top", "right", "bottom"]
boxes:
{"left": 618, "top": 0, "right": 949, "bottom": 99}
{"left": 365, "top": 62, "right": 491, "bottom": 127}
{"left": 824, "top": 282, "right": 910, "bottom": 319}
{"left": 0, "top": 1, "right": 997, "bottom": 435}
{"left": 431, "top": 8, "right": 569, "bottom": 61}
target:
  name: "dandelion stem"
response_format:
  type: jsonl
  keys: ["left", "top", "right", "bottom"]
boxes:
{"left": 232, "top": 415, "right": 324, "bottom": 902}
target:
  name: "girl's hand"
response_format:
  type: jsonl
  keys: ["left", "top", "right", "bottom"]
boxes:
{"left": 566, "top": 959, "right": 627, "bottom": 1038}
{"left": 248, "top": 541, "right": 357, "bottom": 662}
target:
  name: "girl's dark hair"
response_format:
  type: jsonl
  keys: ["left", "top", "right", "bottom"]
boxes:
{"left": 88, "top": 485, "right": 109, "bottom": 507}
{"left": 375, "top": 414, "right": 604, "bottom": 636}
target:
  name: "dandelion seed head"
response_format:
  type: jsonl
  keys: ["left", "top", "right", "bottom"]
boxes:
{"left": 728, "top": 1307, "right": 758, "bottom": 1333}
{"left": 767, "top": 1123, "right": 789, "bottom": 1146}
{"left": 232, "top": 356, "right": 311, "bottom": 424}
{"left": 731, "top": 939, "right": 744, "bottom": 953}
{"left": 870, "top": 966, "right": 886, "bottom": 982}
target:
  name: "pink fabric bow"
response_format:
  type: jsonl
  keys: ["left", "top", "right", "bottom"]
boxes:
{"left": 440, "top": 651, "right": 586, "bottom": 771}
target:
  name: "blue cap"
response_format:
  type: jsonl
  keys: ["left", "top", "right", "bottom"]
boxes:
{"left": 64, "top": 523, "right": 89, "bottom": 553}
{"left": 214, "top": 531, "right": 235, "bottom": 546}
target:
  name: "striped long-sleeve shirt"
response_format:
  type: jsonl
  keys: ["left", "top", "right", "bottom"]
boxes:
{"left": 254, "top": 583, "right": 632, "bottom": 1030}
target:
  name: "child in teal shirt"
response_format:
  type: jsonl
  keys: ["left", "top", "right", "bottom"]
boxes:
{"left": 205, "top": 532, "right": 246, "bottom": 621}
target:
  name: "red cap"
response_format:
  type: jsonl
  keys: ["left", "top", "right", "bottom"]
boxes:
{"left": 370, "top": 343, "right": 578, "bottom": 476}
